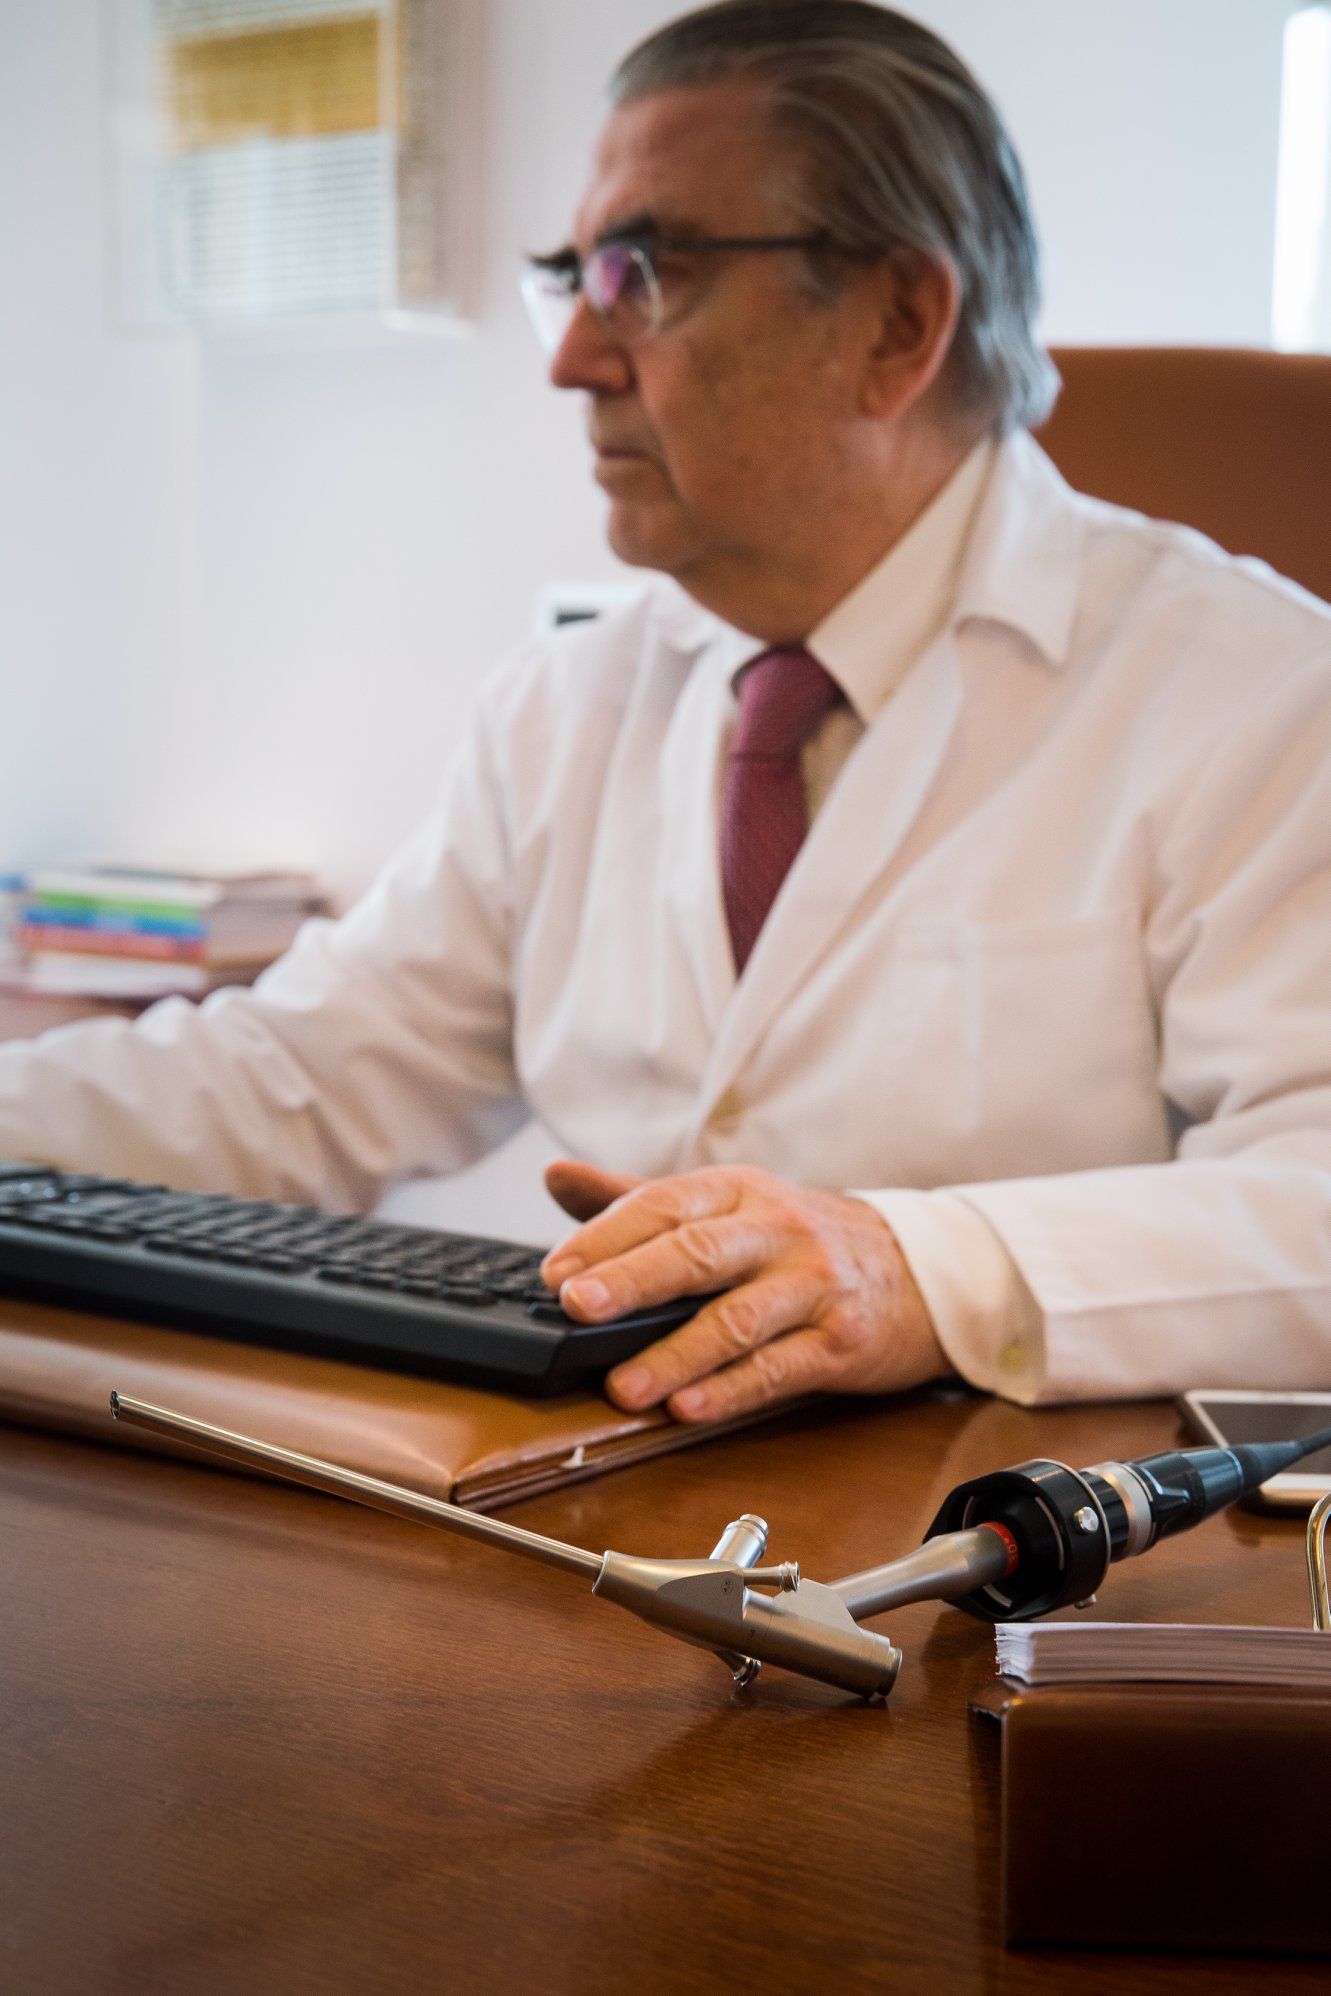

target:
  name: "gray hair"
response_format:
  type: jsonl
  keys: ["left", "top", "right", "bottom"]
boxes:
{"left": 611, "top": 0, "right": 1059, "bottom": 432}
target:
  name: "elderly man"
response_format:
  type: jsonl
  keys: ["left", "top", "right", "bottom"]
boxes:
{"left": 2, "top": 0, "right": 1330, "bottom": 1423}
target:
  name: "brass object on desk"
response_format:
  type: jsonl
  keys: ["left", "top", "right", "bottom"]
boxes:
{"left": 1310, "top": 1490, "right": 1331, "bottom": 1632}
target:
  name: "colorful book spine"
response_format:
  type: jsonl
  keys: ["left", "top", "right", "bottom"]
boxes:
{"left": 15, "top": 922, "right": 209, "bottom": 964}
{"left": 25, "top": 871, "right": 225, "bottom": 909}
{"left": 20, "top": 903, "right": 209, "bottom": 941}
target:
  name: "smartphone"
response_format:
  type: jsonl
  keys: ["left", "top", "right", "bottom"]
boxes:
{"left": 1178, "top": 1389, "right": 1331, "bottom": 1509}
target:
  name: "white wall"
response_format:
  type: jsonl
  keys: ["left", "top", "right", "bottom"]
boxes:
{"left": 925, "top": 0, "right": 1294, "bottom": 347}
{"left": 0, "top": 0, "right": 1303, "bottom": 1231}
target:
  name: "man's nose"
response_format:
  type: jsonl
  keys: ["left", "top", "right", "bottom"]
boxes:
{"left": 548, "top": 298, "right": 634, "bottom": 396}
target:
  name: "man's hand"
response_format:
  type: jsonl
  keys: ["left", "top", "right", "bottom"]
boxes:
{"left": 541, "top": 1160, "right": 949, "bottom": 1424}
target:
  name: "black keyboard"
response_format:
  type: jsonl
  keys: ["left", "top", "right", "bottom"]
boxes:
{"left": 0, "top": 1163, "right": 710, "bottom": 1395}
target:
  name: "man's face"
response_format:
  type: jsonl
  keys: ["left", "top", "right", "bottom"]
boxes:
{"left": 549, "top": 81, "right": 879, "bottom": 612}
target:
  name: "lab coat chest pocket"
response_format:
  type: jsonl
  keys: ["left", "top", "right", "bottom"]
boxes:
{"left": 884, "top": 911, "right": 1166, "bottom": 1180}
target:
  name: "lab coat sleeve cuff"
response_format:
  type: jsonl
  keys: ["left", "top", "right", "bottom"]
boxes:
{"left": 852, "top": 1186, "right": 1047, "bottom": 1404}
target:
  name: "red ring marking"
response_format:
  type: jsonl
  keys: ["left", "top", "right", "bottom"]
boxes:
{"left": 981, "top": 1521, "right": 1020, "bottom": 1578}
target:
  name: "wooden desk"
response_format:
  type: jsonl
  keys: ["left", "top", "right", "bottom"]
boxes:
{"left": 1, "top": 1379, "right": 1325, "bottom": 1994}
{"left": 0, "top": 986, "right": 142, "bottom": 1040}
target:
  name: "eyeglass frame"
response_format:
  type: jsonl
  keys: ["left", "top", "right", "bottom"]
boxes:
{"left": 521, "top": 231, "right": 834, "bottom": 352}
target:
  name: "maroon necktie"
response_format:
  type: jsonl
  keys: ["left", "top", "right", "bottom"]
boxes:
{"left": 720, "top": 645, "right": 844, "bottom": 975}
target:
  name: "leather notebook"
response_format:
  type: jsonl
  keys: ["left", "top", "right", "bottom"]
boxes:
{"left": 0, "top": 1296, "right": 763, "bottom": 1511}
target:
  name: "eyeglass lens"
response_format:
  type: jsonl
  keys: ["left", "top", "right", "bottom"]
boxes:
{"left": 522, "top": 242, "right": 662, "bottom": 352}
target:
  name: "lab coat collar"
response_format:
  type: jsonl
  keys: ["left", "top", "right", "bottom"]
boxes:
{"left": 952, "top": 428, "right": 1083, "bottom": 670}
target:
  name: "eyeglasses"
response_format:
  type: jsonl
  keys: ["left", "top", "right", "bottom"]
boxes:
{"left": 521, "top": 232, "right": 829, "bottom": 353}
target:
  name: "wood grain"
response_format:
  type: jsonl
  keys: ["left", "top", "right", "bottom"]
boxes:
{"left": 1, "top": 1381, "right": 1324, "bottom": 1994}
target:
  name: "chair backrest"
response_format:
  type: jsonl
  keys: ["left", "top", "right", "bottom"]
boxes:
{"left": 1039, "top": 347, "right": 1331, "bottom": 604}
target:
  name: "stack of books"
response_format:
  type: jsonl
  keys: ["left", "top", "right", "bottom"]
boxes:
{"left": 11, "top": 864, "right": 324, "bottom": 1000}
{"left": 0, "top": 873, "right": 24, "bottom": 972}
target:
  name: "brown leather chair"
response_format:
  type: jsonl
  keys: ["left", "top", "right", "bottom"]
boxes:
{"left": 1039, "top": 347, "right": 1331, "bottom": 604}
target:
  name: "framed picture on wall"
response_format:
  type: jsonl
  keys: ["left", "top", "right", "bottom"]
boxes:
{"left": 106, "top": 0, "right": 483, "bottom": 336}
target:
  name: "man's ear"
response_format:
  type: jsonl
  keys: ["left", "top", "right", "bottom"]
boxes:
{"left": 859, "top": 248, "right": 962, "bottom": 420}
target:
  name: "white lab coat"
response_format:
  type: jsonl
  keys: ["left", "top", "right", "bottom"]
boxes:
{"left": 3, "top": 432, "right": 1330, "bottom": 1401}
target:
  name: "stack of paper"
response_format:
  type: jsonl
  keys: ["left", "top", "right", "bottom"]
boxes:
{"left": 11, "top": 864, "right": 324, "bottom": 1000}
{"left": 996, "top": 1620, "right": 1331, "bottom": 1690}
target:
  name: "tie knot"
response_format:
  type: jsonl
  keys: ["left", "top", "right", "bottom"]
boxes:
{"left": 732, "top": 646, "right": 843, "bottom": 761}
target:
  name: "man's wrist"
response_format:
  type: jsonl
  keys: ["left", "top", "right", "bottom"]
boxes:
{"left": 851, "top": 1186, "right": 1046, "bottom": 1402}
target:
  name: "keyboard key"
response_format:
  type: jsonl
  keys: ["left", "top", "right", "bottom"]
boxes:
{"left": 19, "top": 1210, "right": 95, "bottom": 1232}
{"left": 0, "top": 1183, "right": 63, "bottom": 1206}
{"left": 525, "top": 1298, "right": 573, "bottom": 1325}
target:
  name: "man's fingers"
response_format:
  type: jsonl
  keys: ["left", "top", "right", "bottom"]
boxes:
{"left": 604, "top": 1269, "right": 826, "bottom": 1411}
{"left": 543, "top": 1168, "right": 745, "bottom": 1283}
{"left": 555, "top": 1214, "right": 778, "bottom": 1321}
{"left": 543, "top": 1159, "right": 642, "bottom": 1226}
{"left": 666, "top": 1328, "right": 835, "bottom": 1424}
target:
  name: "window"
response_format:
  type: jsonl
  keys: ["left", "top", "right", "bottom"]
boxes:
{"left": 108, "top": 0, "right": 481, "bottom": 333}
{"left": 1273, "top": 3, "right": 1331, "bottom": 349}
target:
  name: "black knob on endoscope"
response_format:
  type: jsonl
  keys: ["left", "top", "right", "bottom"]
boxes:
{"left": 924, "top": 1458, "right": 1113, "bottom": 1622}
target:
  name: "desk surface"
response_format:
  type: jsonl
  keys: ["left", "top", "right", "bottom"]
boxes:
{"left": 2, "top": 1379, "right": 1326, "bottom": 1995}
{"left": 0, "top": 985, "right": 143, "bottom": 1037}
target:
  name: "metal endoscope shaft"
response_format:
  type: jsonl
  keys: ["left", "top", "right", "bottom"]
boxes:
{"left": 111, "top": 1394, "right": 901, "bottom": 1700}
{"left": 110, "top": 1393, "right": 603, "bottom": 1580}
{"left": 831, "top": 1526, "right": 1013, "bottom": 1621}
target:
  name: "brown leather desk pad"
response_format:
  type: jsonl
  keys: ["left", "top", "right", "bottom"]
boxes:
{"left": 0, "top": 1295, "right": 763, "bottom": 1510}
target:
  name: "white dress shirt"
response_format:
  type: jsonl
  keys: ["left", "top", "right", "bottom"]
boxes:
{"left": 2, "top": 430, "right": 1330, "bottom": 1404}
